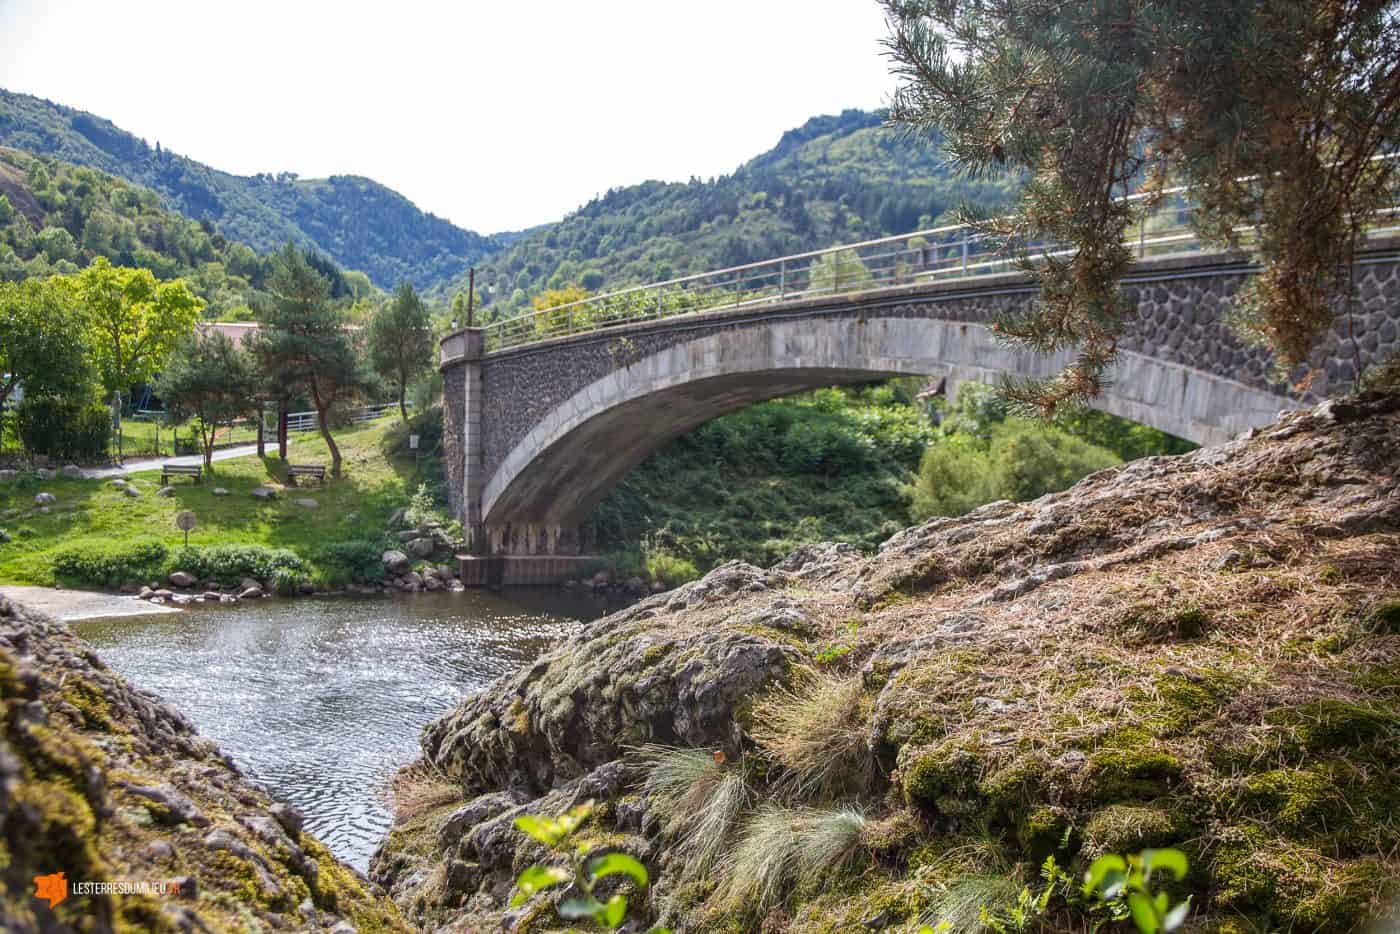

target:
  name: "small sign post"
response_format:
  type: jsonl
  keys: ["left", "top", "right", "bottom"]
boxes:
{"left": 175, "top": 511, "right": 197, "bottom": 549}
{"left": 409, "top": 434, "right": 421, "bottom": 475}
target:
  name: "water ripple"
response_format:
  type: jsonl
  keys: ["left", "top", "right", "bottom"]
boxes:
{"left": 79, "top": 589, "right": 611, "bottom": 870}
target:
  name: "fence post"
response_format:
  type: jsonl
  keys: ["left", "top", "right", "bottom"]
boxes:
{"left": 961, "top": 235, "right": 969, "bottom": 274}
{"left": 779, "top": 260, "right": 786, "bottom": 299}
{"left": 656, "top": 289, "right": 663, "bottom": 318}
{"left": 1138, "top": 215, "right": 1146, "bottom": 257}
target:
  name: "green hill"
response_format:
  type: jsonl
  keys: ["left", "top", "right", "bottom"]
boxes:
{"left": 451, "top": 110, "right": 1019, "bottom": 315}
{"left": 0, "top": 145, "right": 365, "bottom": 317}
{"left": 0, "top": 88, "right": 496, "bottom": 289}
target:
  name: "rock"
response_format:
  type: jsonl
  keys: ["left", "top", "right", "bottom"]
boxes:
{"left": 424, "top": 576, "right": 443, "bottom": 592}
{"left": 111, "top": 478, "right": 128, "bottom": 488}
{"left": 119, "top": 582, "right": 139, "bottom": 594}
{"left": 36, "top": 468, "right": 55, "bottom": 480}
{"left": 407, "top": 537, "right": 436, "bottom": 559}
{"left": 298, "top": 580, "right": 316, "bottom": 595}
{"left": 124, "top": 486, "right": 141, "bottom": 498}
{"left": 388, "top": 506, "right": 409, "bottom": 529}
{"left": 151, "top": 588, "right": 175, "bottom": 600}
{"left": 219, "top": 594, "right": 237, "bottom": 604}
{"left": 61, "top": 464, "right": 84, "bottom": 479}
{"left": 397, "top": 530, "right": 421, "bottom": 542}
{"left": 138, "top": 586, "right": 153, "bottom": 599}
{"left": 201, "top": 591, "right": 222, "bottom": 602}
{"left": 0, "top": 469, "right": 16, "bottom": 483}
{"left": 38, "top": 506, "right": 50, "bottom": 514}
{"left": 212, "top": 487, "right": 229, "bottom": 496}
{"left": 251, "top": 486, "right": 277, "bottom": 500}
{"left": 169, "top": 571, "right": 196, "bottom": 588}
{"left": 650, "top": 581, "right": 667, "bottom": 593}
{"left": 240, "top": 577, "right": 261, "bottom": 591}
{"left": 238, "top": 585, "right": 264, "bottom": 600}
{"left": 382, "top": 550, "right": 411, "bottom": 575}
{"left": 119, "top": 782, "right": 211, "bottom": 827}
{"left": 33, "top": 492, "right": 56, "bottom": 506}
{"left": 156, "top": 486, "right": 175, "bottom": 497}
{"left": 269, "top": 802, "right": 305, "bottom": 837}
{"left": 294, "top": 498, "right": 319, "bottom": 509}
{"left": 0, "top": 529, "right": 10, "bottom": 544}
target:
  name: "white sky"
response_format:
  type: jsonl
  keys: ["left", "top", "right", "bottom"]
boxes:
{"left": 0, "top": 1, "right": 894, "bottom": 234}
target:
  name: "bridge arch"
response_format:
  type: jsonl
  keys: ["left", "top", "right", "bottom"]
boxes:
{"left": 476, "top": 315, "right": 1293, "bottom": 553}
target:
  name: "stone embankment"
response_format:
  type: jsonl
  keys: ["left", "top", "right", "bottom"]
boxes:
{"left": 373, "top": 394, "right": 1400, "bottom": 933}
{"left": 0, "top": 595, "right": 408, "bottom": 931}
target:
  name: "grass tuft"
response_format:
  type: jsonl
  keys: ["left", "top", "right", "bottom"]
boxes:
{"left": 713, "top": 804, "right": 867, "bottom": 918}
{"left": 922, "top": 874, "right": 1021, "bottom": 932}
{"left": 751, "top": 672, "right": 873, "bottom": 799}
{"left": 388, "top": 760, "right": 460, "bottom": 826}
{"left": 635, "top": 744, "right": 749, "bottom": 879}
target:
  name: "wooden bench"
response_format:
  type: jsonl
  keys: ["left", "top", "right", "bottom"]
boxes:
{"left": 160, "top": 463, "right": 202, "bottom": 486}
{"left": 287, "top": 464, "right": 327, "bottom": 486}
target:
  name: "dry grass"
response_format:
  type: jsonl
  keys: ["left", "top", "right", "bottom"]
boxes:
{"left": 713, "top": 804, "right": 868, "bottom": 919}
{"left": 750, "top": 672, "right": 874, "bottom": 800}
{"left": 635, "top": 744, "right": 750, "bottom": 879}
{"left": 387, "top": 759, "right": 461, "bottom": 826}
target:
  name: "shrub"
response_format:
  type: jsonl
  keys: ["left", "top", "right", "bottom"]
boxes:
{"left": 169, "top": 544, "right": 306, "bottom": 584}
{"left": 17, "top": 396, "right": 111, "bottom": 463}
{"left": 53, "top": 540, "right": 168, "bottom": 588}
{"left": 315, "top": 540, "right": 387, "bottom": 585}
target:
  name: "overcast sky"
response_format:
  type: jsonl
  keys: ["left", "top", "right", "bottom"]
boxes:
{"left": 0, "top": 1, "right": 895, "bottom": 233}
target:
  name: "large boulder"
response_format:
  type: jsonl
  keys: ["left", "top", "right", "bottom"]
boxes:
{"left": 381, "top": 550, "right": 411, "bottom": 575}
{"left": 168, "top": 571, "right": 196, "bottom": 588}
{"left": 0, "top": 595, "right": 409, "bottom": 932}
{"left": 60, "top": 464, "right": 84, "bottom": 479}
{"left": 407, "top": 537, "right": 435, "bottom": 559}
{"left": 33, "top": 493, "right": 55, "bottom": 506}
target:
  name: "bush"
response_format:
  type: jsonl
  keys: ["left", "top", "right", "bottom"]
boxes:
{"left": 315, "top": 540, "right": 387, "bottom": 585}
{"left": 53, "top": 540, "right": 167, "bottom": 588}
{"left": 16, "top": 396, "right": 111, "bottom": 463}
{"left": 169, "top": 544, "right": 306, "bottom": 584}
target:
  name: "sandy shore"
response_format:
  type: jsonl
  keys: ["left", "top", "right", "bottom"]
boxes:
{"left": 0, "top": 585, "right": 180, "bottom": 622}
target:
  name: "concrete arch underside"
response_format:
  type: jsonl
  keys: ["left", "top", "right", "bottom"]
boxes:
{"left": 480, "top": 316, "right": 1295, "bottom": 543}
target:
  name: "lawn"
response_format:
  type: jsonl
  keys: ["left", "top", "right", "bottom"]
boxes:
{"left": 0, "top": 420, "right": 430, "bottom": 587}
{"left": 116, "top": 418, "right": 261, "bottom": 458}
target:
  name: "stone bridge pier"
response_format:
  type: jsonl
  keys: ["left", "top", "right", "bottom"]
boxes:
{"left": 440, "top": 242, "right": 1400, "bottom": 585}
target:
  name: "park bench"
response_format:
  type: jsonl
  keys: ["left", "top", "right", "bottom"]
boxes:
{"left": 287, "top": 464, "right": 327, "bottom": 486}
{"left": 160, "top": 463, "right": 202, "bottom": 486}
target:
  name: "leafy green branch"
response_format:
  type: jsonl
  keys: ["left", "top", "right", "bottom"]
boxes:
{"left": 511, "top": 801, "right": 669, "bottom": 932}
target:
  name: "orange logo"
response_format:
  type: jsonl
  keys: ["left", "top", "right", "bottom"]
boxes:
{"left": 34, "top": 871, "right": 67, "bottom": 908}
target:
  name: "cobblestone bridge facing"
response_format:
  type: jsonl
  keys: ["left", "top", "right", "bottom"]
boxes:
{"left": 441, "top": 242, "right": 1400, "bottom": 567}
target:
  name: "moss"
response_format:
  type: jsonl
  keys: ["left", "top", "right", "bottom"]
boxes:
{"left": 1211, "top": 827, "right": 1386, "bottom": 932}
{"left": 1016, "top": 805, "right": 1071, "bottom": 862}
{"left": 1264, "top": 698, "right": 1399, "bottom": 752}
{"left": 1080, "top": 804, "right": 1177, "bottom": 859}
{"left": 1119, "top": 599, "right": 1208, "bottom": 642}
{"left": 59, "top": 675, "right": 120, "bottom": 732}
{"left": 977, "top": 751, "right": 1051, "bottom": 818}
{"left": 1239, "top": 766, "right": 1343, "bottom": 834}
{"left": 897, "top": 736, "right": 985, "bottom": 809}
{"left": 1367, "top": 598, "right": 1400, "bottom": 635}
{"left": 1083, "top": 744, "right": 1182, "bottom": 802}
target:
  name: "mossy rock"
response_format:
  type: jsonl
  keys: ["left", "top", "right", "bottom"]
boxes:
{"left": 977, "top": 751, "right": 1052, "bottom": 819}
{"left": 1238, "top": 765, "right": 1343, "bottom": 835}
{"left": 1367, "top": 598, "right": 1400, "bottom": 635}
{"left": 1016, "top": 804, "right": 1072, "bottom": 863}
{"left": 897, "top": 736, "right": 985, "bottom": 809}
{"left": 1079, "top": 804, "right": 1178, "bottom": 859}
{"left": 1082, "top": 743, "right": 1182, "bottom": 802}
{"left": 1211, "top": 826, "right": 1387, "bottom": 932}
{"left": 1263, "top": 698, "right": 1400, "bottom": 753}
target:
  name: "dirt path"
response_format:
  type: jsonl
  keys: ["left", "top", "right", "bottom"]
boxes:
{"left": 0, "top": 585, "right": 180, "bottom": 621}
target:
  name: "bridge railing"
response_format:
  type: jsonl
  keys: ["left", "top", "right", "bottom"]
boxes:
{"left": 482, "top": 164, "right": 1400, "bottom": 354}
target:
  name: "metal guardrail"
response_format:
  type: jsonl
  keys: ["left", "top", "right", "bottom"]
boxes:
{"left": 480, "top": 160, "right": 1400, "bottom": 354}
{"left": 284, "top": 402, "right": 405, "bottom": 433}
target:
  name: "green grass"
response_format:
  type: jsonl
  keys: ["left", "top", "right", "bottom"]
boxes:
{"left": 0, "top": 420, "right": 422, "bottom": 587}
{"left": 117, "top": 419, "right": 260, "bottom": 458}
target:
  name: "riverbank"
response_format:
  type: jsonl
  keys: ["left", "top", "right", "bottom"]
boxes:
{"left": 373, "top": 393, "right": 1400, "bottom": 932}
{"left": 0, "top": 584, "right": 180, "bottom": 621}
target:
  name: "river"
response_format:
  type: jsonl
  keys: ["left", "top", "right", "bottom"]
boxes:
{"left": 78, "top": 590, "right": 616, "bottom": 871}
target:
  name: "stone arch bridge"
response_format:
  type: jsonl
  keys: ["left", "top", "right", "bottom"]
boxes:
{"left": 440, "top": 241, "right": 1400, "bottom": 580}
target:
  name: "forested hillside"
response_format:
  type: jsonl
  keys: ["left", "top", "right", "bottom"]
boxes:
{"left": 0, "top": 146, "right": 361, "bottom": 317}
{"left": 0, "top": 89, "right": 495, "bottom": 289}
{"left": 450, "top": 110, "right": 1019, "bottom": 314}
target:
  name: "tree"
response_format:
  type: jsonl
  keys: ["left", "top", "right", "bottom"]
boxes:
{"left": 0, "top": 278, "right": 94, "bottom": 420}
{"left": 253, "top": 244, "right": 369, "bottom": 476}
{"left": 77, "top": 257, "right": 203, "bottom": 397}
{"left": 882, "top": 0, "right": 1400, "bottom": 413}
{"left": 367, "top": 282, "right": 433, "bottom": 419}
{"left": 154, "top": 330, "right": 258, "bottom": 468}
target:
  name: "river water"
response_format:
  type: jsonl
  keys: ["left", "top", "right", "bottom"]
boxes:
{"left": 79, "top": 590, "right": 614, "bottom": 871}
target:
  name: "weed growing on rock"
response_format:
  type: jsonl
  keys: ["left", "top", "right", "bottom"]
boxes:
{"left": 635, "top": 745, "right": 749, "bottom": 880}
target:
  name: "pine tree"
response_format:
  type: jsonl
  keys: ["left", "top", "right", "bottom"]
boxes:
{"left": 368, "top": 282, "right": 433, "bottom": 420}
{"left": 882, "top": 0, "right": 1400, "bottom": 412}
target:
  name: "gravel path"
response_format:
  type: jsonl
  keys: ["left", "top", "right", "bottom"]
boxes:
{"left": 81, "top": 445, "right": 260, "bottom": 479}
